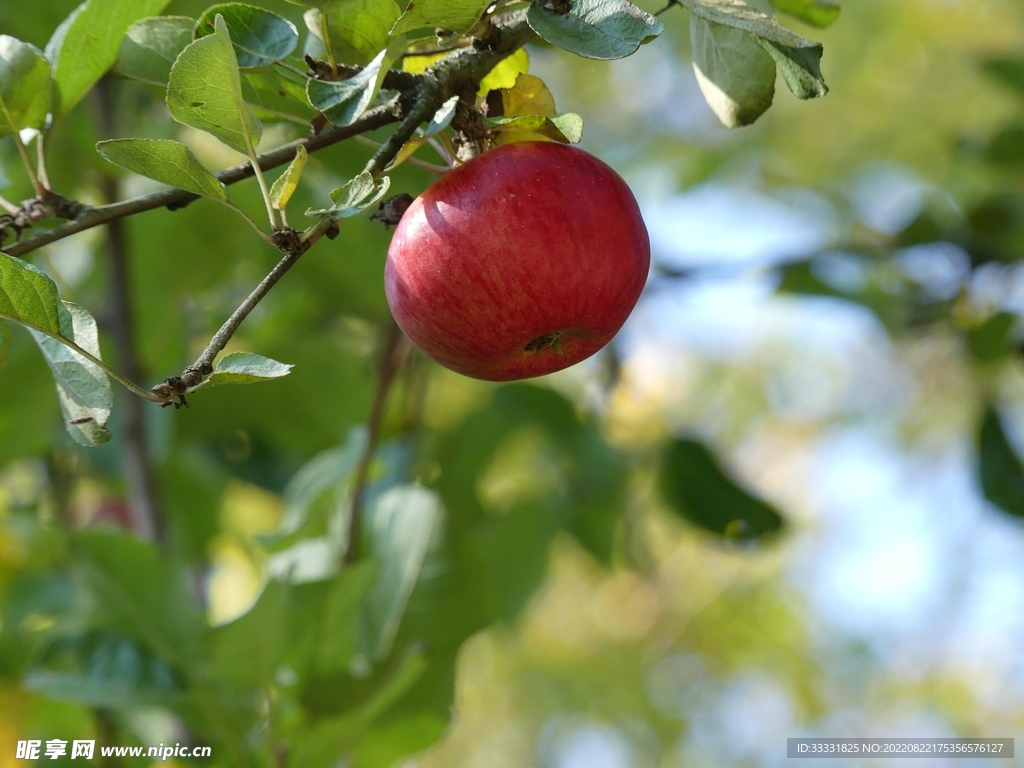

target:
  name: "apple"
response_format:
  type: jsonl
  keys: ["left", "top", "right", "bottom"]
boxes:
{"left": 384, "top": 141, "right": 650, "bottom": 381}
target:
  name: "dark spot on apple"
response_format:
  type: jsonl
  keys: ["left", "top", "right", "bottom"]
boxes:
{"left": 524, "top": 331, "right": 563, "bottom": 355}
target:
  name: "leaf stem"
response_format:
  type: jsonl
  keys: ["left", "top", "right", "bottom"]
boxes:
{"left": 0, "top": 194, "right": 19, "bottom": 215}
{"left": 353, "top": 135, "right": 450, "bottom": 174}
{"left": 319, "top": 12, "right": 339, "bottom": 75}
{"left": 36, "top": 131, "right": 51, "bottom": 190}
{"left": 245, "top": 139, "right": 280, "bottom": 231}
{"left": 224, "top": 201, "right": 276, "bottom": 243}
{"left": 11, "top": 130, "right": 45, "bottom": 197}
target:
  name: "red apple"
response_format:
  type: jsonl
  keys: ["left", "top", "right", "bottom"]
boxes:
{"left": 384, "top": 141, "right": 650, "bottom": 381}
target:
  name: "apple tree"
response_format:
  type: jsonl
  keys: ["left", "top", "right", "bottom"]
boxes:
{"left": 0, "top": 0, "right": 838, "bottom": 764}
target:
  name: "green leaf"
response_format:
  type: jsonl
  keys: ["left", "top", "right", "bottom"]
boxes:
{"left": 312, "top": 560, "right": 378, "bottom": 674}
{"left": 981, "top": 58, "right": 1024, "bottom": 96}
{"left": 526, "top": 0, "right": 664, "bottom": 61}
{"left": 24, "top": 631, "right": 181, "bottom": 708}
{"left": 0, "top": 37, "right": 52, "bottom": 138}
{"left": 0, "top": 254, "right": 67, "bottom": 338}
{"left": 304, "top": 0, "right": 401, "bottom": 67}
{"left": 690, "top": 17, "right": 775, "bottom": 127}
{"left": 263, "top": 428, "right": 368, "bottom": 550}
{"left": 113, "top": 16, "right": 193, "bottom": 87}
{"left": 30, "top": 302, "right": 113, "bottom": 447}
{"left": 242, "top": 68, "right": 318, "bottom": 124}
{"left": 978, "top": 407, "right": 1024, "bottom": 518}
{"left": 391, "top": 0, "right": 490, "bottom": 36}
{"left": 271, "top": 145, "right": 307, "bottom": 211}
{"left": 680, "top": 0, "right": 827, "bottom": 98}
{"left": 45, "top": 0, "right": 172, "bottom": 116}
{"left": 195, "top": 3, "right": 299, "bottom": 69}
{"left": 487, "top": 113, "right": 584, "bottom": 144}
{"left": 95, "top": 138, "right": 227, "bottom": 201}
{"left": 306, "top": 41, "right": 400, "bottom": 128}
{"left": 659, "top": 438, "right": 784, "bottom": 540}
{"left": 207, "top": 351, "right": 294, "bottom": 385}
{"left": 966, "top": 312, "right": 1017, "bottom": 363}
{"left": 166, "top": 14, "right": 262, "bottom": 155}
{"left": 307, "top": 171, "right": 391, "bottom": 218}
{"left": 360, "top": 485, "right": 442, "bottom": 660}
{"left": 769, "top": 0, "right": 840, "bottom": 28}
{"left": 72, "top": 529, "right": 204, "bottom": 665}
{"left": 206, "top": 579, "right": 290, "bottom": 689}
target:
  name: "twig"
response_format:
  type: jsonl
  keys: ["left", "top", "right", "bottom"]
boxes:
{"left": 344, "top": 320, "right": 410, "bottom": 565}
{"left": 654, "top": 0, "right": 679, "bottom": 15}
{"left": 0, "top": 194, "right": 18, "bottom": 215}
{"left": 353, "top": 135, "right": 450, "bottom": 174}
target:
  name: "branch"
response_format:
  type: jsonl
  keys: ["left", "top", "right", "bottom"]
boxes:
{"left": 1, "top": 105, "right": 400, "bottom": 258}
{"left": 345, "top": 319, "right": 409, "bottom": 565}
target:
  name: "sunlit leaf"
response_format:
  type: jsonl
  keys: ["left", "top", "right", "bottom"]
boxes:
{"left": 691, "top": 17, "right": 776, "bottom": 127}
{"left": 45, "top": 0, "right": 172, "bottom": 116}
{"left": 391, "top": 0, "right": 490, "bottom": 36}
{"left": 166, "top": 14, "right": 262, "bottom": 155}
{"left": 207, "top": 351, "right": 294, "bottom": 385}
{"left": 681, "top": 0, "right": 827, "bottom": 98}
{"left": 304, "top": 0, "right": 401, "bottom": 67}
{"left": 527, "top": 0, "right": 663, "bottom": 60}
{"left": 306, "top": 41, "right": 401, "bottom": 127}
{"left": 30, "top": 302, "right": 112, "bottom": 447}
{"left": 978, "top": 406, "right": 1024, "bottom": 518}
{"left": 488, "top": 113, "right": 584, "bottom": 145}
{"left": 659, "top": 437, "right": 784, "bottom": 540}
{"left": 478, "top": 48, "right": 529, "bottom": 96}
{"left": 307, "top": 171, "right": 391, "bottom": 218}
{"left": 195, "top": 3, "right": 299, "bottom": 69}
{"left": 270, "top": 145, "right": 308, "bottom": 211}
{"left": 96, "top": 138, "right": 227, "bottom": 201}
{"left": 113, "top": 16, "right": 193, "bottom": 86}
{"left": 0, "top": 36, "right": 52, "bottom": 138}
{"left": 496, "top": 74, "right": 557, "bottom": 118}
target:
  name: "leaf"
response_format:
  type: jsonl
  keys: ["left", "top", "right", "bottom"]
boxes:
{"left": 307, "top": 171, "right": 391, "bottom": 218}
{"left": 496, "top": 74, "right": 557, "bottom": 118}
{"left": 690, "top": 17, "right": 775, "bottom": 127}
{"left": 205, "top": 579, "right": 290, "bottom": 689}
{"left": 304, "top": 0, "right": 401, "bottom": 67}
{"left": 195, "top": 3, "right": 299, "bottom": 69}
{"left": 659, "top": 438, "right": 784, "bottom": 540}
{"left": 982, "top": 58, "right": 1024, "bottom": 96}
{"left": 242, "top": 68, "right": 318, "bottom": 124}
{"left": 24, "top": 631, "right": 181, "bottom": 708}
{"left": 680, "top": 0, "right": 827, "bottom": 98}
{"left": 271, "top": 145, "right": 308, "bottom": 211}
{"left": 478, "top": 48, "right": 529, "bottom": 96}
{"left": 488, "top": 113, "right": 584, "bottom": 145}
{"left": 391, "top": 0, "right": 490, "bottom": 36}
{"left": 45, "top": 0, "right": 172, "bottom": 116}
{"left": 312, "top": 560, "right": 378, "bottom": 674}
{"left": 978, "top": 407, "right": 1024, "bottom": 518}
{"left": 72, "top": 529, "right": 204, "bottom": 665}
{"left": 306, "top": 41, "right": 400, "bottom": 128}
{"left": 263, "top": 428, "right": 367, "bottom": 550}
{"left": 966, "top": 311, "right": 1017, "bottom": 363}
{"left": 0, "top": 254, "right": 67, "bottom": 338}
{"left": 0, "top": 36, "right": 52, "bottom": 138}
{"left": 166, "top": 14, "right": 262, "bottom": 155}
{"left": 30, "top": 302, "right": 113, "bottom": 447}
{"left": 424, "top": 95, "right": 459, "bottom": 136}
{"left": 360, "top": 485, "right": 442, "bottom": 660}
{"left": 526, "top": 0, "right": 663, "bottom": 61}
{"left": 113, "top": 16, "right": 193, "bottom": 87}
{"left": 95, "top": 138, "right": 227, "bottom": 201}
{"left": 769, "top": 0, "right": 840, "bottom": 28}
{"left": 207, "top": 351, "right": 294, "bottom": 385}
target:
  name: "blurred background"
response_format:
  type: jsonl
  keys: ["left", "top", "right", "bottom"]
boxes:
{"left": 2, "top": 0, "right": 1024, "bottom": 766}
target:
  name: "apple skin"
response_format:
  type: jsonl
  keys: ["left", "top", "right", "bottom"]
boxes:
{"left": 384, "top": 141, "right": 650, "bottom": 381}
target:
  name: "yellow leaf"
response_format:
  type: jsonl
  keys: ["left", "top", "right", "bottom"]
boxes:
{"left": 501, "top": 74, "right": 557, "bottom": 117}
{"left": 478, "top": 48, "right": 529, "bottom": 96}
{"left": 386, "top": 137, "right": 428, "bottom": 171}
{"left": 402, "top": 51, "right": 447, "bottom": 73}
